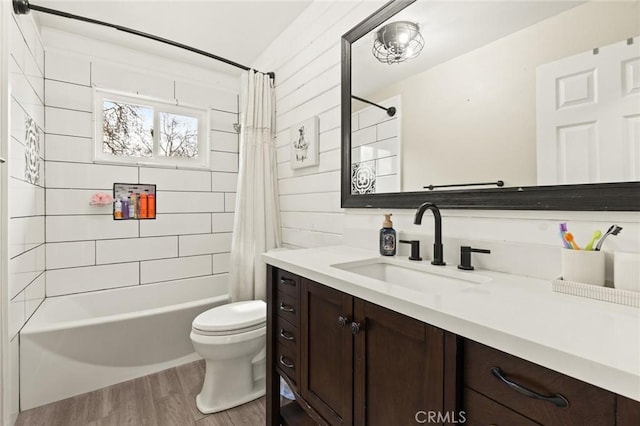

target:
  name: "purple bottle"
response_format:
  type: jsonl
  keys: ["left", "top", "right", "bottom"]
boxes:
{"left": 121, "top": 198, "right": 129, "bottom": 219}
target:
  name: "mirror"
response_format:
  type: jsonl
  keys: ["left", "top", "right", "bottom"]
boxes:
{"left": 341, "top": 0, "right": 640, "bottom": 210}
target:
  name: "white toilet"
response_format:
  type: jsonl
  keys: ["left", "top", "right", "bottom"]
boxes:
{"left": 190, "top": 300, "right": 267, "bottom": 414}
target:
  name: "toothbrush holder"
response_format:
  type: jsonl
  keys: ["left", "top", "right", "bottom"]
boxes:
{"left": 561, "top": 249, "right": 605, "bottom": 286}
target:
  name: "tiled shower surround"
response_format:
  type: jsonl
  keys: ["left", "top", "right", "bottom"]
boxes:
{"left": 6, "top": 16, "right": 242, "bottom": 420}
{"left": 42, "top": 31, "right": 240, "bottom": 297}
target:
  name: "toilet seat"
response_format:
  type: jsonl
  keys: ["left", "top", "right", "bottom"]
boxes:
{"left": 192, "top": 300, "right": 266, "bottom": 336}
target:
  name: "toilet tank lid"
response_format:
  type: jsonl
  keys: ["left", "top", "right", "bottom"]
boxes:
{"left": 193, "top": 300, "right": 266, "bottom": 332}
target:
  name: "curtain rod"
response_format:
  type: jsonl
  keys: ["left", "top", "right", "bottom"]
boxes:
{"left": 12, "top": 0, "right": 275, "bottom": 80}
{"left": 352, "top": 95, "right": 396, "bottom": 117}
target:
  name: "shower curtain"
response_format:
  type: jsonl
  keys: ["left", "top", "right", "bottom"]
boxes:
{"left": 228, "top": 70, "right": 282, "bottom": 302}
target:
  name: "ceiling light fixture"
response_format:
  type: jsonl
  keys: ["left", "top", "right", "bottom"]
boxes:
{"left": 372, "top": 21, "right": 424, "bottom": 64}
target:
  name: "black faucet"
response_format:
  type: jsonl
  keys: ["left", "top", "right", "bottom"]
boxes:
{"left": 414, "top": 202, "right": 445, "bottom": 265}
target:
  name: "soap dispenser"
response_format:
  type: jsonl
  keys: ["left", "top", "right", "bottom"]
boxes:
{"left": 379, "top": 213, "right": 397, "bottom": 256}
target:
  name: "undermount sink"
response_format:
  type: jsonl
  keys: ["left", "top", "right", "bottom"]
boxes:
{"left": 331, "top": 257, "right": 491, "bottom": 292}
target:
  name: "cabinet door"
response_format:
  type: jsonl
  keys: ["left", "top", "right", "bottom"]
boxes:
{"left": 353, "top": 299, "right": 445, "bottom": 426}
{"left": 300, "top": 279, "right": 353, "bottom": 426}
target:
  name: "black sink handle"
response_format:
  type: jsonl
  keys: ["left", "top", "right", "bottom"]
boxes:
{"left": 491, "top": 367, "right": 569, "bottom": 408}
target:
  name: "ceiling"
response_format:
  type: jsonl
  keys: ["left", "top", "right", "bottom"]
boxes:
{"left": 352, "top": 1, "right": 583, "bottom": 97}
{"left": 30, "top": 0, "right": 312, "bottom": 76}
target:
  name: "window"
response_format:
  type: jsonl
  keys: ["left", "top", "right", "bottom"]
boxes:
{"left": 95, "top": 89, "right": 208, "bottom": 168}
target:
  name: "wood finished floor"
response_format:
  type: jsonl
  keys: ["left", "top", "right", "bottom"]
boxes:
{"left": 15, "top": 360, "right": 266, "bottom": 426}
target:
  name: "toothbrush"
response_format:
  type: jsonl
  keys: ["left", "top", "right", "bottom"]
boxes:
{"left": 564, "top": 232, "right": 580, "bottom": 250}
{"left": 584, "top": 230, "right": 602, "bottom": 251}
{"left": 559, "top": 223, "right": 570, "bottom": 248}
{"left": 594, "top": 225, "right": 623, "bottom": 251}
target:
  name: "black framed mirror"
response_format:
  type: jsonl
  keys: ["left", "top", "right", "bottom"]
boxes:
{"left": 341, "top": 0, "right": 640, "bottom": 210}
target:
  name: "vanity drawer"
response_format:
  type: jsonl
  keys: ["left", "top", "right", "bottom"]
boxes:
{"left": 463, "top": 386, "right": 539, "bottom": 426}
{"left": 277, "top": 316, "right": 299, "bottom": 346}
{"left": 617, "top": 395, "right": 640, "bottom": 426}
{"left": 277, "top": 270, "right": 300, "bottom": 297}
{"left": 464, "top": 339, "right": 615, "bottom": 425}
{"left": 277, "top": 291, "right": 299, "bottom": 326}
{"left": 276, "top": 340, "right": 298, "bottom": 386}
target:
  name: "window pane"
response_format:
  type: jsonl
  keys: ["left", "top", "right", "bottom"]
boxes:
{"left": 103, "top": 101, "right": 153, "bottom": 157}
{"left": 158, "top": 112, "right": 199, "bottom": 159}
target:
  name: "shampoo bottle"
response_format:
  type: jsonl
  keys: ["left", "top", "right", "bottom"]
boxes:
{"left": 128, "top": 195, "right": 135, "bottom": 219}
{"left": 140, "top": 191, "right": 148, "bottom": 218}
{"left": 379, "top": 213, "right": 396, "bottom": 256}
{"left": 114, "top": 199, "right": 122, "bottom": 219}
{"left": 121, "top": 198, "right": 129, "bottom": 219}
{"left": 148, "top": 193, "right": 156, "bottom": 218}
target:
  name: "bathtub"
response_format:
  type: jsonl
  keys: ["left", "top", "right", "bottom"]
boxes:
{"left": 20, "top": 277, "right": 228, "bottom": 410}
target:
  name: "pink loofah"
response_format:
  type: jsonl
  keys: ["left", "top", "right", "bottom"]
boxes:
{"left": 90, "top": 192, "right": 114, "bottom": 206}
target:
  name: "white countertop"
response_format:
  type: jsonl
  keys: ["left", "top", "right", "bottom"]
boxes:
{"left": 263, "top": 245, "right": 640, "bottom": 401}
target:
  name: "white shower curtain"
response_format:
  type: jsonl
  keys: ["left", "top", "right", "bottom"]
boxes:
{"left": 228, "top": 71, "right": 282, "bottom": 302}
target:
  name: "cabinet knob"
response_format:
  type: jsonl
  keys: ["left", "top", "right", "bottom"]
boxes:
{"left": 338, "top": 315, "right": 349, "bottom": 328}
{"left": 350, "top": 321, "right": 361, "bottom": 335}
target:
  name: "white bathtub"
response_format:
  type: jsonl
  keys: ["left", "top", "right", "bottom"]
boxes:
{"left": 20, "top": 277, "right": 228, "bottom": 410}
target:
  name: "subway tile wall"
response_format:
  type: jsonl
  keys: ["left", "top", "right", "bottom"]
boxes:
{"left": 8, "top": 12, "right": 45, "bottom": 342}
{"left": 351, "top": 95, "right": 400, "bottom": 194}
{"left": 43, "top": 42, "right": 240, "bottom": 297}
{"left": 8, "top": 11, "right": 46, "bottom": 422}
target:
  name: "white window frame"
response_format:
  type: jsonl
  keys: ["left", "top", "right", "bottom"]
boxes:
{"left": 94, "top": 88, "right": 210, "bottom": 169}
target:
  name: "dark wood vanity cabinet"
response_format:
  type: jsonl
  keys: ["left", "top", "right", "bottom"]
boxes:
{"left": 266, "top": 266, "right": 640, "bottom": 426}
{"left": 267, "top": 266, "right": 450, "bottom": 426}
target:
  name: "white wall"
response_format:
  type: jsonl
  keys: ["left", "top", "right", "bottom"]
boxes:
{"left": 253, "top": 1, "right": 639, "bottom": 270}
{"left": 41, "top": 28, "right": 240, "bottom": 298}
{"left": 6, "top": 9, "right": 46, "bottom": 424}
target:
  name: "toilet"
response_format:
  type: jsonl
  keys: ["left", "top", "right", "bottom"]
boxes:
{"left": 190, "top": 300, "right": 267, "bottom": 414}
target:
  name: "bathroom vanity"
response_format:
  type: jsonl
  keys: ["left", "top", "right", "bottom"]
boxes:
{"left": 263, "top": 246, "right": 640, "bottom": 425}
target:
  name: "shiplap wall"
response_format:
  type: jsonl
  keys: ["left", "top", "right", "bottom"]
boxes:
{"left": 7, "top": 10, "right": 46, "bottom": 423}
{"left": 253, "top": 1, "right": 387, "bottom": 248}
{"left": 254, "top": 0, "right": 640, "bottom": 259}
{"left": 41, "top": 28, "right": 240, "bottom": 297}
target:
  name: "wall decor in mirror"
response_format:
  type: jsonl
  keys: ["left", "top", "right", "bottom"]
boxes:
{"left": 341, "top": 0, "right": 640, "bottom": 210}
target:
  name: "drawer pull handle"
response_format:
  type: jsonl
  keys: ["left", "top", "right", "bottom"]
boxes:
{"left": 491, "top": 367, "right": 569, "bottom": 408}
{"left": 279, "top": 329, "right": 295, "bottom": 341}
{"left": 279, "top": 355, "right": 294, "bottom": 369}
{"left": 280, "top": 277, "right": 295, "bottom": 286}
{"left": 279, "top": 303, "right": 295, "bottom": 313}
